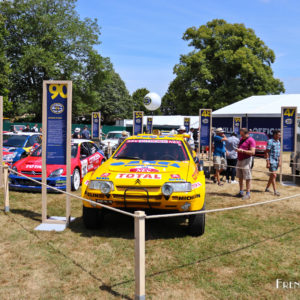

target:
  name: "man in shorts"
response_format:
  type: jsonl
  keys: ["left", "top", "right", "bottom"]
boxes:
{"left": 236, "top": 128, "right": 256, "bottom": 200}
{"left": 213, "top": 128, "right": 227, "bottom": 186}
{"left": 265, "top": 130, "right": 281, "bottom": 196}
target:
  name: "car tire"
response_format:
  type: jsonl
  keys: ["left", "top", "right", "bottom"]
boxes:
{"left": 71, "top": 168, "right": 81, "bottom": 191}
{"left": 188, "top": 205, "right": 205, "bottom": 236}
{"left": 82, "top": 206, "right": 103, "bottom": 229}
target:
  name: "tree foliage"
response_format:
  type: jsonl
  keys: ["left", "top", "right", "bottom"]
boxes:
{"left": 132, "top": 88, "right": 150, "bottom": 111}
{"left": 164, "top": 19, "right": 285, "bottom": 114}
{"left": 0, "top": 0, "right": 132, "bottom": 121}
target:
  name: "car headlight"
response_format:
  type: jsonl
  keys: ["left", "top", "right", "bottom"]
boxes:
{"left": 162, "top": 182, "right": 192, "bottom": 196}
{"left": 49, "top": 168, "right": 64, "bottom": 177}
{"left": 89, "top": 180, "right": 114, "bottom": 194}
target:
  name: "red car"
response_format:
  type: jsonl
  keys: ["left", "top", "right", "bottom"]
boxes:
{"left": 249, "top": 132, "right": 269, "bottom": 157}
{"left": 9, "top": 139, "right": 105, "bottom": 191}
{"left": 3, "top": 147, "right": 15, "bottom": 166}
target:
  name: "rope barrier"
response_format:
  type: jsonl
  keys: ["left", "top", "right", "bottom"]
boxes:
{"left": 8, "top": 168, "right": 136, "bottom": 218}
{"left": 146, "top": 193, "right": 300, "bottom": 219}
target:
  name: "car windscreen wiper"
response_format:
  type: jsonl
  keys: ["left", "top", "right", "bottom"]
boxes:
{"left": 115, "top": 155, "right": 142, "bottom": 160}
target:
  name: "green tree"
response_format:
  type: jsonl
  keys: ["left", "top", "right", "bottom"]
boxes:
{"left": 0, "top": 0, "right": 107, "bottom": 119}
{"left": 0, "top": 14, "right": 12, "bottom": 116}
{"left": 165, "top": 19, "right": 285, "bottom": 114}
{"left": 132, "top": 88, "right": 150, "bottom": 111}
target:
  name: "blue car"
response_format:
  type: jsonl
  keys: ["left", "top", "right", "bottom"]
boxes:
{"left": 3, "top": 133, "right": 42, "bottom": 164}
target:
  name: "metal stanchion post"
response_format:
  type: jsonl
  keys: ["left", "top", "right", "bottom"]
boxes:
{"left": 134, "top": 211, "right": 146, "bottom": 300}
{"left": 3, "top": 165, "right": 9, "bottom": 212}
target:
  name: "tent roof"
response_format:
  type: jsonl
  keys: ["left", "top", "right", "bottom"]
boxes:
{"left": 213, "top": 94, "right": 300, "bottom": 117}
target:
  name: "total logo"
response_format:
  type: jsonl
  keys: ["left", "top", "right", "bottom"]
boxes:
{"left": 129, "top": 166, "right": 159, "bottom": 173}
{"left": 116, "top": 173, "right": 162, "bottom": 179}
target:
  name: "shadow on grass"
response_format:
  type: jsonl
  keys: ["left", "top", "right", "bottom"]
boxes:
{"left": 10, "top": 208, "right": 41, "bottom": 222}
{"left": 109, "top": 226, "right": 300, "bottom": 290}
{"left": 69, "top": 211, "right": 188, "bottom": 240}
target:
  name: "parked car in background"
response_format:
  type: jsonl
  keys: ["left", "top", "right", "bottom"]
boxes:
{"left": 9, "top": 139, "right": 105, "bottom": 192}
{"left": 3, "top": 132, "right": 42, "bottom": 164}
{"left": 101, "top": 131, "right": 130, "bottom": 157}
{"left": 9, "top": 125, "right": 26, "bottom": 132}
{"left": 249, "top": 131, "right": 269, "bottom": 157}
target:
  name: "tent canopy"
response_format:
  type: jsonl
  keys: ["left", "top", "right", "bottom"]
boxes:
{"left": 213, "top": 94, "right": 300, "bottom": 117}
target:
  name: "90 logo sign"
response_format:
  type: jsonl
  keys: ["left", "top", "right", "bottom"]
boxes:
{"left": 49, "top": 84, "right": 67, "bottom": 100}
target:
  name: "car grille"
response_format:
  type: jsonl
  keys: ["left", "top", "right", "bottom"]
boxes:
{"left": 116, "top": 186, "right": 160, "bottom": 192}
{"left": 16, "top": 179, "right": 41, "bottom": 187}
{"left": 21, "top": 171, "right": 42, "bottom": 175}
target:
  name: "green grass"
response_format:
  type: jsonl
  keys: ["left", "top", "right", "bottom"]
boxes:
{"left": 0, "top": 157, "right": 299, "bottom": 299}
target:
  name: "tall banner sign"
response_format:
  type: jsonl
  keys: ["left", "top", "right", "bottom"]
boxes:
{"left": 0, "top": 96, "right": 3, "bottom": 188}
{"left": 133, "top": 111, "right": 144, "bottom": 135}
{"left": 281, "top": 107, "right": 297, "bottom": 152}
{"left": 233, "top": 117, "right": 242, "bottom": 135}
{"left": 42, "top": 81, "right": 72, "bottom": 225}
{"left": 184, "top": 117, "right": 190, "bottom": 133}
{"left": 91, "top": 112, "right": 101, "bottom": 139}
{"left": 199, "top": 109, "right": 212, "bottom": 148}
{"left": 146, "top": 117, "right": 153, "bottom": 134}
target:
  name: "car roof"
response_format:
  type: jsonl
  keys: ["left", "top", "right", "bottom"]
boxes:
{"left": 71, "top": 139, "right": 94, "bottom": 145}
{"left": 107, "top": 131, "right": 129, "bottom": 134}
{"left": 126, "top": 134, "right": 186, "bottom": 141}
{"left": 4, "top": 132, "right": 41, "bottom": 136}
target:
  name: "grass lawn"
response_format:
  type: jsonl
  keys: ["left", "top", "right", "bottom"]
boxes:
{"left": 0, "top": 155, "right": 299, "bottom": 299}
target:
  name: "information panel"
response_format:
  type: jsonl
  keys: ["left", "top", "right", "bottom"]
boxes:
{"left": 92, "top": 112, "right": 101, "bottom": 139}
{"left": 46, "top": 83, "right": 69, "bottom": 165}
{"left": 233, "top": 117, "right": 242, "bottom": 135}
{"left": 146, "top": 117, "right": 153, "bottom": 134}
{"left": 281, "top": 107, "right": 297, "bottom": 152}
{"left": 133, "top": 111, "right": 144, "bottom": 135}
{"left": 184, "top": 117, "right": 190, "bottom": 133}
{"left": 199, "top": 109, "right": 212, "bottom": 147}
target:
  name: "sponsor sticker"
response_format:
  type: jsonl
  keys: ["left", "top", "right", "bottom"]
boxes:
{"left": 101, "top": 173, "right": 111, "bottom": 177}
{"left": 116, "top": 173, "right": 162, "bottom": 179}
{"left": 84, "top": 180, "right": 89, "bottom": 185}
{"left": 170, "top": 174, "right": 180, "bottom": 179}
{"left": 192, "top": 182, "right": 202, "bottom": 190}
{"left": 130, "top": 166, "right": 159, "bottom": 173}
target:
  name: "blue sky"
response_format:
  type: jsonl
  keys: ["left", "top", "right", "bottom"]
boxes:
{"left": 77, "top": 0, "right": 300, "bottom": 97}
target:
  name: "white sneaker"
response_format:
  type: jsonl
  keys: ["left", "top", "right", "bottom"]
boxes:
{"left": 231, "top": 180, "right": 238, "bottom": 184}
{"left": 226, "top": 180, "right": 230, "bottom": 183}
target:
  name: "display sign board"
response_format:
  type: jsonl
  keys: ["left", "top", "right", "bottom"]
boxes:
{"left": 146, "top": 117, "right": 153, "bottom": 134}
{"left": 281, "top": 107, "right": 297, "bottom": 152}
{"left": 0, "top": 96, "right": 3, "bottom": 187}
{"left": 133, "top": 111, "right": 144, "bottom": 135}
{"left": 199, "top": 109, "right": 212, "bottom": 147}
{"left": 42, "top": 81, "right": 72, "bottom": 224}
{"left": 91, "top": 112, "right": 101, "bottom": 139}
{"left": 233, "top": 117, "right": 242, "bottom": 135}
{"left": 184, "top": 117, "right": 190, "bottom": 133}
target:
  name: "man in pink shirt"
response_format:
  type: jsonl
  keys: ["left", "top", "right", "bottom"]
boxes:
{"left": 235, "top": 128, "right": 256, "bottom": 200}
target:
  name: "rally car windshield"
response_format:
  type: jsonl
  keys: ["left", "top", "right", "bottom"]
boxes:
{"left": 3, "top": 134, "right": 27, "bottom": 147}
{"left": 114, "top": 139, "right": 189, "bottom": 161}
{"left": 107, "top": 132, "right": 123, "bottom": 139}
{"left": 31, "top": 145, "right": 78, "bottom": 158}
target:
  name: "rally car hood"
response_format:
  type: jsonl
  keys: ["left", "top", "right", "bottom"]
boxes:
{"left": 92, "top": 159, "right": 191, "bottom": 184}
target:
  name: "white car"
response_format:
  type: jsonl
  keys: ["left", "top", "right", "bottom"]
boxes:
{"left": 101, "top": 131, "right": 130, "bottom": 156}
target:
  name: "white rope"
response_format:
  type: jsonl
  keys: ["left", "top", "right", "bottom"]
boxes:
{"left": 146, "top": 193, "right": 300, "bottom": 219}
{"left": 8, "top": 168, "right": 136, "bottom": 218}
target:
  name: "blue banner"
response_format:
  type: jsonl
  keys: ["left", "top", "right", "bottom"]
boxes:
{"left": 133, "top": 111, "right": 143, "bottom": 135}
{"left": 184, "top": 118, "right": 190, "bottom": 132}
{"left": 282, "top": 108, "right": 297, "bottom": 152}
{"left": 233, "top": 117, "right": 242, "bottom": 135}
{"left": 146, "top": 117, "right": 153, "bottom": 133}
{"left": 92, "top": 112, "right": 101, "bottom": 139}
{"left": 200, "top": 110, "right": 211, "bottom": 147}
{"left": 46, "top": 83, "right": 68, "bottom": 165}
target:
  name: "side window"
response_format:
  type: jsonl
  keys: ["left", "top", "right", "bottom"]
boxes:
{"left": 80, "top": 142, "right": 90, "bottom": 158}
{"left": 87, "top": 142, "right": 98, "bottom": 155}
{"left": 185, "top": 141, "right": 194, "bottom": 158}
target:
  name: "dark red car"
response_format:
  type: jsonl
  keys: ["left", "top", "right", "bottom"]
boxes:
{"left": 249, "top": 131, "right": 269, "bottom": 157}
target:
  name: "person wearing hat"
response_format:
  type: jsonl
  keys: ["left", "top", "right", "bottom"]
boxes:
{"left": 72, "top": 128, "right": 81, "bottom": 139}
{"left": 213, "top": 128, "right": 227, "bottom": 185}
{"left": 177, "top": 126, "right": 195, "bottom": 149}
{"left": 118, "top": 131, "right": 129, "bottom": 146}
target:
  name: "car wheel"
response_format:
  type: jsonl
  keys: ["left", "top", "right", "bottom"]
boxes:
{"left": 71, "top": 168, "right": 81, "bottom": 191}
{"left": 188, "top": 205, "right": 205, "bottom": 236}
{"left": 82, "top": 206, "right": 103, "bottom": 229}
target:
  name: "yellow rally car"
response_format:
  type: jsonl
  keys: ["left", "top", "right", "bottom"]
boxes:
{"left": 81, "top": 134, "right": 206, "bottom": 236}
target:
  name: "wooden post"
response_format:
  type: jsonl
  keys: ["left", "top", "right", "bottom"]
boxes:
{"left": 107, "top": 141, "right": 112, "bottom": 158}
{"left": 0, "top": 96, "right": 3, "bottom": 188}
{"left": 3, "top": 165, "right": 9, "bottom": 212}
{"left": 134, "top": 211, "right": 146, "bottom": 300}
